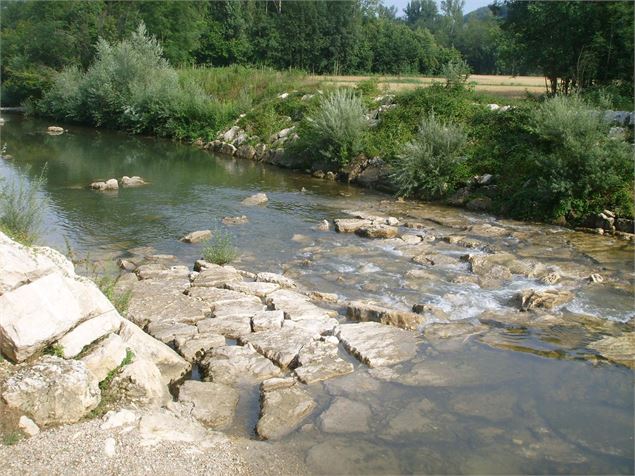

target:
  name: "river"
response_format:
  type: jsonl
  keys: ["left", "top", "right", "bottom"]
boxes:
{"left": 1, "top": 113, "right": 633, "bottom": 474}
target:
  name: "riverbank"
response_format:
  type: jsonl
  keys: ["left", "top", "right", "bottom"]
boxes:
{"left": 31, "top": 56, "right": 634, "bottom": 233}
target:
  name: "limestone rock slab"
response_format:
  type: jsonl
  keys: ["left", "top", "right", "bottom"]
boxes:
{"left": 256, "top": 384, "right": 316, "bottom": 440}
{"left": 200, "top": 344, "right": 281, "bottom": 384}
{"left": 294, "top": 339, "right": 354, "bottom": 384}
{"left": 335, "top": 322, "right": 417, "bottom": 367}
{"left": 178, "top": 380, "right": 239, "bottom": 429}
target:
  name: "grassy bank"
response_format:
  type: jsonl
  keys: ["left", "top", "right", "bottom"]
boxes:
{"left": 34, "top": 27, "right": 634, "bottom": 227}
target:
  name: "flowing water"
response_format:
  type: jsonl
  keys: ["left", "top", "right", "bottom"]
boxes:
{"left": 1, "top": 114, "right": 633, "bottom": 474}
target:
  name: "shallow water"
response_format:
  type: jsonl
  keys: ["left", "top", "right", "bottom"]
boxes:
{"left": 1, "top": 114, "right": 633, "bottom": 474}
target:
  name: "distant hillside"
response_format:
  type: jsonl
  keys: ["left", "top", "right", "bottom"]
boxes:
{"left": 465, "top": 4, "right": 508, "bottom": 20}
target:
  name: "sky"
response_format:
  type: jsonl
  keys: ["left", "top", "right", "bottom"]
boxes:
{"left": 387, "top": 0, "right": 492, "bottom": 16}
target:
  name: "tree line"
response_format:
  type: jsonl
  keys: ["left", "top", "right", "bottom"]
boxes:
{"left": 1, "top": 0, "right": 633, "bottom": 105}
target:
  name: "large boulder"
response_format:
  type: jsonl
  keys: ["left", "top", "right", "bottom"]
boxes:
{"left": 0, "top": 232, "right": 74, "bottom": 295}
{"left": 2, "top": 356, "right": 100, "bottom": 425}
{"left": 0, "top": 272, "right": 117, "bottom": 362}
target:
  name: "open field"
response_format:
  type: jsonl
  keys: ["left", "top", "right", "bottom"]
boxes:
{"left": 310, "top": 74, "right": 546, "bottom": 98}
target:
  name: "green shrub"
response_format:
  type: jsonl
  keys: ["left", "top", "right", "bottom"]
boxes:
{"left": 38, "top": 24, "right": 232, "bottom": 141}
{"left": 0, "top": 166, "right": 46, "bottom": 246}
{"left": 441, "top": 59, "right": 471, "bottom": 91}
{"left": 366, "top": 84, "right": 478, "bottom": 160}
{"left": 507, "top": 95, "right": 634, "bottom": 221}
{"left": 202, "top": 230, "right": 238, "bottom": 265}
{"left": 295, "top": 89, "right": 368, "bottom": 166}
{"left": 391, "top": 114, "right": 467, "bottom": 199}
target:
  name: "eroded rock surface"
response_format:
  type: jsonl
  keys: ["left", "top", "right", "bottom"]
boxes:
{"left": 2, "top": 356, "right": 101, "bottom": 425}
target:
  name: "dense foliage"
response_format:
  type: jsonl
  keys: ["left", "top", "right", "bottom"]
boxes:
{"left": 38, "top": 25, "right": 236, "bottom": 140}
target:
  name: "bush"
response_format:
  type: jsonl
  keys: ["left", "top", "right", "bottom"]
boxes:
{"left": 441, "top": 59, "right": 471, "bottom": 91}
{"left": 202, "top": 230, "right": 238, "bottom": 265}
{"left": 391, "top": 114, "right": 467, "bottom": 199}
{"left": 295, "top": 89, "right": 368, "bottom": 166}
{"left": 507, "top": 95, "right": 634, "bottom": 221}
{"left": 38, "top": 24, "right": 230, "bottom": 141}
{"left": 0, "top": 166, "right": 46, "bottom": 245}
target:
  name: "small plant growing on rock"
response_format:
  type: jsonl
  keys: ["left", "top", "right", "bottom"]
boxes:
{"left": 202, "top": 230, "right": 238, "bottom": 265}
{"left": 97, "top": 276, "right": 132, "bottom": 316}
{"left": 391, "top": 113, "right": 467, "bottom": 199}
{"left": 44, "top": 343, "right": 64, "bottom": 358}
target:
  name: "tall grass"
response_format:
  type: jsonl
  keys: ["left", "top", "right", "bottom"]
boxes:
{"left": 0, "top": 166, "right": 47, "bottom": 245}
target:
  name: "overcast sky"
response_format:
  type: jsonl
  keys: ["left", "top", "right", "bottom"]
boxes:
{"left": 387, "top": 0, "right": 492, "bottom": 16}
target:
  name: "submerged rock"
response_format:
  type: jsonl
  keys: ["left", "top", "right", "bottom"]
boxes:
{"left": 177, "top": 380, "right": 239, "bottom": 429}
{"left": 2, "top": 356, "right": 100, "bottom": 425}
{"left": 588, "top": 334, "right": 635, "bottom": 369}
{"left": 256, "top": 382, "right": 316, "bottom": 440}
{"left": 221, "top": 215, "right": 249, "bottom": 225}
{"left": 335, "top": 322, "right": 417, "bottom": 367}
{"left": 120, "top": 176, "right": 147, "bottom": 187}
{"left": 317, "top": 397, "right": 371, "bottom": 433}
{"left": 516, "top": 289, "right": 574, "bottom": 311}
{"left": 306, "top": 439, "right": 399, "bottom": 475}
{"left": 241, "top": 192, "right": 269, "bottom": 206}
{"left": 180, "top": 230, "right": 212, "bottom": 243}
